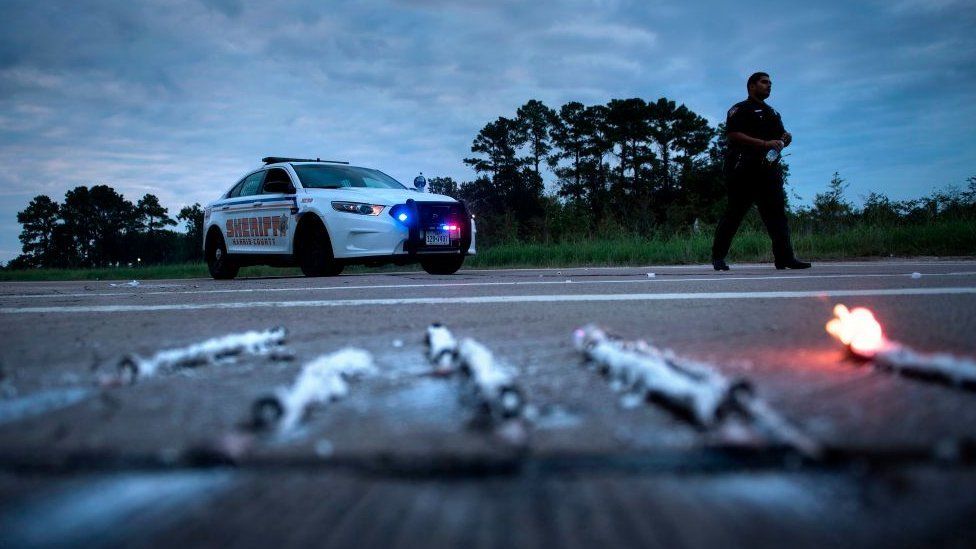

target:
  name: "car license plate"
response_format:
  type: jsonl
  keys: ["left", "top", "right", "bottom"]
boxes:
{"left": 425, "top": 231, "right": 450, "bottom": 245}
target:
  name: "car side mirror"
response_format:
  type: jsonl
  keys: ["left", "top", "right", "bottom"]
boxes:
{"left": 264, "top": 180, "right": 294, "bottom": 194}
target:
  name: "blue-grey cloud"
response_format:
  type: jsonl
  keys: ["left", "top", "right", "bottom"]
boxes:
{"left": 0, "top": 0, "right": 973, "bottom": 262}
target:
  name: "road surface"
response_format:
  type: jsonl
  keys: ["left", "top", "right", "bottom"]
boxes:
{"left": 1, "top": 259, "right": 975, "bottom": 547}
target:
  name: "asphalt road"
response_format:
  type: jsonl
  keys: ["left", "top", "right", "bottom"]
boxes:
{"left": 1, "top": 259, "right": 975, "bottom": 548}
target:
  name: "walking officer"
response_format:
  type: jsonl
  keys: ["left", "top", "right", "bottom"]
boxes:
{"left": 711, "top": 72, "right": 811, "bottom": 271}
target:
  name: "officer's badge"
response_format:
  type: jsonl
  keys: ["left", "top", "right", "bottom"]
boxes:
{"left": 278, "top": 214, "right": 289, "bottom": 238}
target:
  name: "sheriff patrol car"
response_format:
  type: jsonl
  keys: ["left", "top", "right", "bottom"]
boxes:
{"left": 203, "top": 157, "right": 475, "bottom": 279}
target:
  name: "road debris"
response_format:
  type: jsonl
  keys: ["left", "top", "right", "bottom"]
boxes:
{"left": 425, "top": 323, "right": 458, "bottom": 375}
{"left": 109, "top": 280, "right": 140, "bottom": 287}
{"left": 827, "top": 303, "right": 976, "bottom": 388}
{"left": 424, "top": 324, "right": 526, "bottom": 424}
{"left": 573, "top": 324, "right": 736, "bottom": 426}
{"left": 456, "top": 338, "right": 525, "bottom": 421}
{"left": 573, "top": 324, "right": 822, "bottom": 459}
{"left": 251, "top": 347, "right": 376, "bottom": 431}
{"left": 117, "top": 327, "right": 288, "bottom": 383}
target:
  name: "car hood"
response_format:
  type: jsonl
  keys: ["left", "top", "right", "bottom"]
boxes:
{"left": 303, "top": 187, "right": 456, "bottom": 205}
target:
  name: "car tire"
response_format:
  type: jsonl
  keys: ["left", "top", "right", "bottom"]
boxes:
{"left": 298, "top": 221, "right": 343, "bottom": 277}
{"left": 207, "top": 235, "right": 239, "bottom": 280}
{"left": 420, "top": 255, "right": 464, "bottom": 275}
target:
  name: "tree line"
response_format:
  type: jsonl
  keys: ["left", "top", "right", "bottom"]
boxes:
{"left": 7, "top": 95, "right": 974, "bottom": 269}
{"left": 429, "top": 97, "right": 975, "bottom": 244}
{"left": 9, "top": 186, "right": 203, "bottom": 269}
{"left": 429, "top": 97, "right": 723, "bottom": 242}
{"left": 793, "top": 172, "right": 976, "bottom": 233}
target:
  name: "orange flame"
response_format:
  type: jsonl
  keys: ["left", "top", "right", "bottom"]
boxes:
{"left": 825, "top": 304, "right": 887, "bottom": 356}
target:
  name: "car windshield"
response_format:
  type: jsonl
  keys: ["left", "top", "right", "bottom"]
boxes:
{"left": 293, "top": 164, "right": 408, "bottom": 190}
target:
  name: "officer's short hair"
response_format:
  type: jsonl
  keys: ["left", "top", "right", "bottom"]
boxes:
{"left": 747, "top": 72, "right": 769, "bottom": 89}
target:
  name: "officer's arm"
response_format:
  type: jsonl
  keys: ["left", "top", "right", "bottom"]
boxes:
{"left": 774, "top": 113, "right": 791, "bottom": 147}
{"left": 729, "top": 132, "right": 781, "bottom": 151}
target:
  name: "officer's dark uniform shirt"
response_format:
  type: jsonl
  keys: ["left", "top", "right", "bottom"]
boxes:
{"left": 725, "top": 99, "right": 785, "bottom": 171}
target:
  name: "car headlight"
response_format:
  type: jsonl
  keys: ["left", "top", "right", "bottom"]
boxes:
{"left": 332, "top": 201, "right": 385, "bottom": 216}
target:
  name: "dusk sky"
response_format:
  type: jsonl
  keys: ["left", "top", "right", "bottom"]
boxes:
{"left": 1, "top": 0, "right": 973, "bottom": 263}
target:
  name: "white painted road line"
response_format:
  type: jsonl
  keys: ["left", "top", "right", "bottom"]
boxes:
{"left": 4, "top": 271, "right": 976, "bottom": 300}
{"left": 0, "top": 472, "right": 233, "bottom": 547}
{"left": 2, "top": 287, "right": 975, "bottom": 314}
{"left": 459, "top": 261, "right": 976, "bottom": 273}
{"left": 0, "top": 388, "right": 92, "bottom": 425}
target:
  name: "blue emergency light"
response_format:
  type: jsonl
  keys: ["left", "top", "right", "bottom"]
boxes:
{"left": 390, "top": 204, "right": 412, "bottom": 226}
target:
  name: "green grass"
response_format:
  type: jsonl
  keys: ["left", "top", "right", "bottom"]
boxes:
{"left": 791, "top": 220, "right": 976, "bottom": 260}
{"left": 0, "top": 263, "right": 306, "bottom": 282}
{"left": 3, "top": 220, "right": 973, "bottom": 280}
{"left": 466, "top": 219, "right": 976, "bottom": 268}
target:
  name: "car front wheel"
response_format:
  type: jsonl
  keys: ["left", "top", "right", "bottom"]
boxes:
{"left": 298, "top": 222, "right": 344, "bottom": 277}
{"left": 420, "top": 255, "right": 464, "bottom": 275}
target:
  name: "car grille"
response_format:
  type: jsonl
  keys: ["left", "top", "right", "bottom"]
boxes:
{"left": 416, "top": 202, "right": 464, "bottom": 229}
{"left": 408, "top": 201, "right": 472, "bottom": 254}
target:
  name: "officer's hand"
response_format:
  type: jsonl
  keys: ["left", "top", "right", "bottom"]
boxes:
{"left": 782, "top": 132, "right": 792, "bottom": 147}
{"left": 766, "top": 140, "right": 785, "bottom": 151}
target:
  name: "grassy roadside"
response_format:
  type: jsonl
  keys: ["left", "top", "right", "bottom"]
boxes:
{"left": 2, "top": 220, "right": 973, "bottom": 281}
{"left": 0, "top": 262, "right": 214, "bottom": 282}
{"left": 466, "top": 220, "right": 976, "bottom": 268}
{"left": 0, "top": 263, "right": 314, "bottom": 282}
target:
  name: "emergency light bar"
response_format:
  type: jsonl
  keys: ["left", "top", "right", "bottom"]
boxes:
{"left": 262, "top": 157, "right": 349, "bottom": 165}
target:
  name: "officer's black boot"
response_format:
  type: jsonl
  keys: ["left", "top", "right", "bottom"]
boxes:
{"left": 712, "top": 259, "right": 730, "bottom": 271}
{"left": 775, "top": 258, "right": 812, "bottom": 270}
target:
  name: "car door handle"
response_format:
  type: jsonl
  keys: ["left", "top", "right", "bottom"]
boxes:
{"left": 252, "top": 202, "right": 262, "bottom": 207}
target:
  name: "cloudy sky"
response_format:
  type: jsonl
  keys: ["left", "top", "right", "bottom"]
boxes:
{"left": 1, "top": 0, "right": 974, "bottom": 263}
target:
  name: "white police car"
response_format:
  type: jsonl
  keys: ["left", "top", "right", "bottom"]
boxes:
{"left": 203, "top": 157, "right": 476, "bottom": 279}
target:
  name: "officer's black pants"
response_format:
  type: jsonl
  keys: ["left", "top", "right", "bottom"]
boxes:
{"left": 711, "top": 166, "right": 795, "bottom": 263}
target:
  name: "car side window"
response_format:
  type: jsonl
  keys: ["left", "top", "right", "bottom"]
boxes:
{"left": 226, "top": 177, "right": 248, "bottom": 198}
{"left": 261, "top": 168, "right": 293, "bottom": 194}
{"left": 238, "top": 172, "right": 265, "bottom": 197}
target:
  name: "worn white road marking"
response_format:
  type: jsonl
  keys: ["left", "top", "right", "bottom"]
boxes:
{"left": 0, "top": 472, "right": 233, "bottom": 547}
{"left": 0, "top": 388, "right": 92, "bottom": 425}
{"left": 4, "top": 271, "right": 975, "bottom": 300}
{"left": 2, "top": 287, "right": 975, "bottom": 314}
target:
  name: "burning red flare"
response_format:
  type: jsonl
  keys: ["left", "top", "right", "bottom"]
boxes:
{"left": 825, "top": 304, "right": 888, "bottom": 356}
{"left": 825, "top": 304, "right": 976, "bottom": 387}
